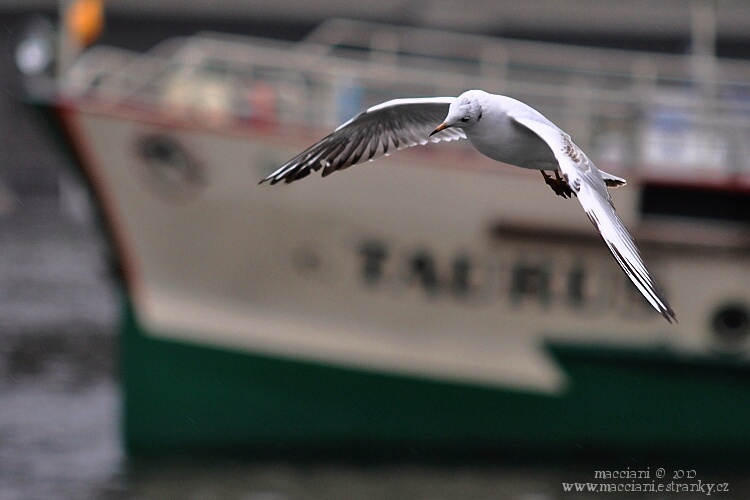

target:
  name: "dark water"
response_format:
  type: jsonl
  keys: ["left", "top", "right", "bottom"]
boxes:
{"left": 0, "top": 203, "right": 122, "bottom": 499}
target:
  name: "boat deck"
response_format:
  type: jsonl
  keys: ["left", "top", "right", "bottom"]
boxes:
{"left": 59, "top": 19, "right": 750, "bottom": 189}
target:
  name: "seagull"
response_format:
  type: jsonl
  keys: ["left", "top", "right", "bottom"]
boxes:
{"left": 261, "top": 90, "right": 676, "bottom": 323}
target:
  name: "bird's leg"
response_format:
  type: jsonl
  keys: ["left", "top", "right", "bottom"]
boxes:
{"left": 540, "top": 171, "right": 561, "bottom": 197}
{"left": 555, "top": 170, "right": 576, "bottom": 198}
{"left": 541, "top": 170, "right": 575, "bottom": 199}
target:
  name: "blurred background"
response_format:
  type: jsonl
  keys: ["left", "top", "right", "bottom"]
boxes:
{"left": 2, "top": 1, "right": 750, "bottom": 498}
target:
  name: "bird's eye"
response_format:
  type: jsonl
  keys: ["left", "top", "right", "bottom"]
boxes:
{"left": 461, "top": 116, "right": 470, "bottom": 122}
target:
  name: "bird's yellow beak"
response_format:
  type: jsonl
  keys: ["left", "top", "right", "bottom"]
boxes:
{"left": 429, "top": 122, "right": 450, "bottom": 137}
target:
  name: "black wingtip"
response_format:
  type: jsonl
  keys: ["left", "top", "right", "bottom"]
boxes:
{"left": 653, "top": 290, "right": 679, "bottom": 325}
{"left": 662, "top": 306, "right": 678, "bottom": 325}
{"left": 259, "top": 173, "right": 287, "bottom": 185}
{"left": 651, "top": 288, "right": 677, "bottom": 324}
{"left": 650, "top": 278, "right": 677, "bottom": 325}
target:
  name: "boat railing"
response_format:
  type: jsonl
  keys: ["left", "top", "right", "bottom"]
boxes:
{"left": 61, "top": 19, "right": 750, "bottom": 184}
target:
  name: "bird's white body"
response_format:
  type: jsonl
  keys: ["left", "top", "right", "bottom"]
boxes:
{"left": 262, "top": 89, "right": 676, "bottom": 322}
{"left": 460, "top": 94, "right": 558, "bottom": 170}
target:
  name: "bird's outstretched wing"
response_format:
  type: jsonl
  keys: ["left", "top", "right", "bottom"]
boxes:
{"left": 260, "top": 97, "right": 466, "bottom": 184}
{"left": 509, "top": 113, "right": 677, "bottom": 323}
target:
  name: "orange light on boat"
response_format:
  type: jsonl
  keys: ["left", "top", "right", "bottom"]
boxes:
{"left": 65, "top": 0, "right": 104, "bottom": 48}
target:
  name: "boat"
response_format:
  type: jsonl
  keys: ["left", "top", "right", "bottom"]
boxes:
{"left": 28, "top": 18, "right": 750, "bottom": 457}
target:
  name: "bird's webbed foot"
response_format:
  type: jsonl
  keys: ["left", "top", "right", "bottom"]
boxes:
{"left": 541, "top": 170, "right": 576, "bottom": 199}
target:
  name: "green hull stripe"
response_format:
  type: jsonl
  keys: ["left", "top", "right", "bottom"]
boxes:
{"left": 122, "top": 300, "right": 750, "bottom": 458}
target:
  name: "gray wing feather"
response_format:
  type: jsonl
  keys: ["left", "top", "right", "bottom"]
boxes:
{"left": 260, "top": 97, "right": 465, "bottom": 184}
{"left": 509, "top": 113, "right": 677, "bottom": 323}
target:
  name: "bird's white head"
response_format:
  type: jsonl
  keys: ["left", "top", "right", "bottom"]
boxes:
{"left": 430, "top": 89, "right": 487, "bottom": 136}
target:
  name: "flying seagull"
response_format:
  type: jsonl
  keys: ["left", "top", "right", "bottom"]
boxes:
{"left": 260, "top": 90, "right": 676, "bottom": 323}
